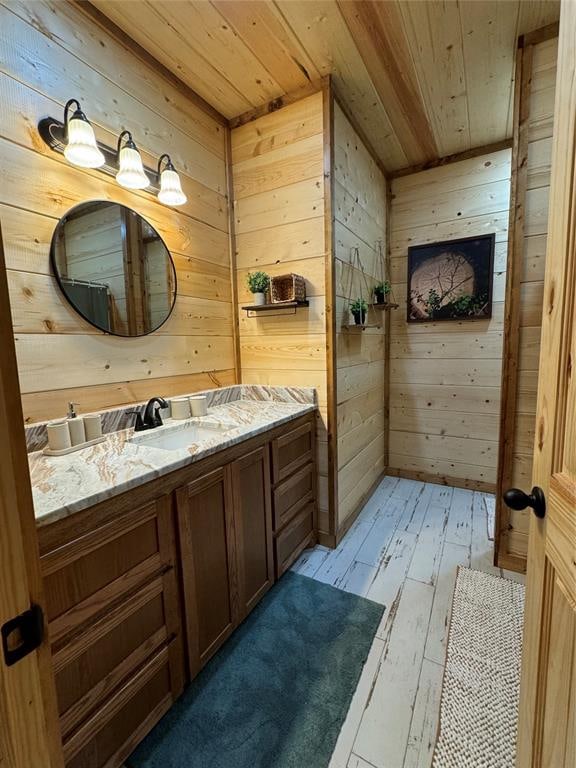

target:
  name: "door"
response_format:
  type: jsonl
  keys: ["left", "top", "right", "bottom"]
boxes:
{"left": 231, "top": 446, "right": 274, "bottom": 618}
{"left": 176, "top": 467, "right": 237, "bottom": 677}
{"left": 0, "top": 223, "right": 64, "bottom": 766}
{"left": 513, "top": 4, "right": 576, "bottom": 765}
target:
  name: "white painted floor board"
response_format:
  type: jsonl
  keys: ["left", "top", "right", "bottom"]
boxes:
{"left": 292, "top": 476, "right": 526, "bottom": 768}
{"left": 353, "top": 578, "right": 435, "bottom": 768}
{"left": 329, "top": 638, "right": 385, "bottom": 768}
{"left": 407, "top": 504, "right": 448, "bottom": 586}
{"left": 291, "top": 544, "right": 330, "bottom": 577}
{"left": 424, "top": 541, "right": 470, "bottom": 665}
{"left": 403, "top": 658, "right": 444, "bottom": 768}
{"left": 445, "top": 487, "right": 474, "bottom": 546}
{"left": 347, "top": 754, "right": 378, "bottom": 768}
{"left": 355, "top": 497, "right": 408, "bottom": 567}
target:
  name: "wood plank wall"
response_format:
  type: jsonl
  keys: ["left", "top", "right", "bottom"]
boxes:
{"left": 388, "top": 149, "right": 512, "bottom": 491}
{"left": 230, "top": 93, "right": 332, "bottom": 536}
{"left": 497, "top": 33, "right": 558, "bottom": 567}
{"left": 333, "top": 103, "right": 387, "bottom": 528}
{"left": 0, "top": 0, "right": 236, "bottom": 424}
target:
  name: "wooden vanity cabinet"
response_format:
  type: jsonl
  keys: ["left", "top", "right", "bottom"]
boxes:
{"left": 39, "top": 411, "right": 316, "bottom": 767}
{"left": 176, "top": 445, "right": 274, "bottom": 678}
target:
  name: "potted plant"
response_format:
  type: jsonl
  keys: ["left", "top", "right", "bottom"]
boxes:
{"left": 350, "top": 298, "right": 368, "bottom": 326}
{"left": 374, "top": 280, "right": 391, "bottom": 305}
{"left": 247, "top": 271, "right": 270, "bottom": 306}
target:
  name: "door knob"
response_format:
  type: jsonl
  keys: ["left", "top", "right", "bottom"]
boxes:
{"left": 503, "top": 486, "right": 546, "bottom": 519}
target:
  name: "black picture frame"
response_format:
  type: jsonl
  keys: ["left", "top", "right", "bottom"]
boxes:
{"left": 407, "top": 233, "right": 495, "bottom": 323}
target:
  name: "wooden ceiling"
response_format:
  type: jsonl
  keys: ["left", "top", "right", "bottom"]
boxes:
{"left": 90, "top": 0, "right": 560, "bottom": 173}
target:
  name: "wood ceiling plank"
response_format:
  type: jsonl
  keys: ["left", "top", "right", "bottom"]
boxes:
{"left": 460, "top": 0, "right": 521, "bottom": 148}
{"left": 274, "top": 0, "right": 408, "bottom": 172}
{"left": 516, "top": 0, "right": 561, "bottom": 35}
{"left": 92, "top": 0, "right": 254, "bottom": 117}
{"left": 337, "top": 0, "right": 438, "bottom": 165}
{"left": 172, "top": 1, "right": 288, "bottom": 104}
{"left": 87, "top": 0, "right": 561, "bottom": 175}
{"left": 396, "top": 0, "right": 470, "bottom": 157}
{"left": 212, "top": 0, "right": 320, "bottom": 93}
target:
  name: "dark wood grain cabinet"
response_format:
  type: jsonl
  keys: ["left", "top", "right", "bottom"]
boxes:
{"left": 176, "top": 467, "right": 237, "bottom": 677}
{"left": 40, "top": 495, "right": 184, "bottom": 768}
{"left": 232, "top": 446, "right": 274, "bottom": 619}
{"left": 177, "top": 445, "right": 274, "bottom": 677}
{"left": 39, "top": 411, "right": 316, "bottom": 768}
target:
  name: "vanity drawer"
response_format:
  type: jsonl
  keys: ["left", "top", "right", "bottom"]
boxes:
{"left": 63, "top": 643, "right": 176, "bottom": 768}
{"left": 271, "top": 420, "right": 314, "bottom": 484}
{"left": 274, "top": 501, "right": 315, "bottom": 578}
{"left": 41, "top": 496, "right": 175, "bottom": 646}
{"left": 53, "top": 575, "right": 183, "bottom": 742}
{"left": 273, "top": 462, "right": 314, "bottom": 532}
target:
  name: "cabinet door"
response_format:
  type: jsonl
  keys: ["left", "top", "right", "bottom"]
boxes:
{"left": 176, "top": 468, "right": 237, "bottom": 678}
{"left": 231, "top": 446, "right": 274, "bottom": 618}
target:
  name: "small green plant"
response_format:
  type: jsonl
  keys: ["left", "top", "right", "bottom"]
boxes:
{"left": 350, "top": 298, "right": 368, "bottom": 313}
{"left": 374, "top": 280, "right": 391, "bottom": 303}
{"left": 246, "top": 271, "right": 270, "bottom": 294}
{"left": 350, "top": 298, "right": 368, "bottom": 325}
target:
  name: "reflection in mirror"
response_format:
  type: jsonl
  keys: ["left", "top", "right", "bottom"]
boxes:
{"left": 51, "top": 201, "right": 177, "bottom": 337}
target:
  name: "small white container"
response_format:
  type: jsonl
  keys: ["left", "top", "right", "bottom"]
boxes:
{"left": 47, "top": 420, "right": 72, "bottom": 452}
{"left": 67, "top": 418, "right": 86, "bottom": 446}
{"left": 83, "top": 414, "right": 103, "bottom": 441}
{"left": 171, "top": 397, "right": 191, "bottom": 420}
{"left": 189, "top": 395, "right": 208, "bottom": 417}
{"left": 252, "top": 292, "right": 266, "bottom": 306}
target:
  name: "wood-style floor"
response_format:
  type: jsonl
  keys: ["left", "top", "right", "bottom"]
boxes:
{"left": 292, "top": 475, "right": 525, "bottom": 768}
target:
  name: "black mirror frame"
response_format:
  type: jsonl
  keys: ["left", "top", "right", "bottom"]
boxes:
{"left": 49, "top": 200, "right": 178, "bottom": 338}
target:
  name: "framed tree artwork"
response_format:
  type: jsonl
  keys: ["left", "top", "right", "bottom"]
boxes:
{"left": 407, "top": 233, "right": 495, "bottom": 322}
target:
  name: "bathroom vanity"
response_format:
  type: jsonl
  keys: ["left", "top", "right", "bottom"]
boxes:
{"left": 30, "top": 392, "right": 317, "bottom": 768}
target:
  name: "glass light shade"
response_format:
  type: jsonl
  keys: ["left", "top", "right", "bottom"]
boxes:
{"left": 158, "top": 168, "right": 187, "bottom": 206}
{"left": 64, "top": 116, "right": 105, "bottom": 168}
{"left": 116, "top": 145, "right": 149, "bottom": 189}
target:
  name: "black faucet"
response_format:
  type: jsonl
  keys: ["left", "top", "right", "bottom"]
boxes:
{"left": 128, "top": 396, "right": 169, "bottom": 432}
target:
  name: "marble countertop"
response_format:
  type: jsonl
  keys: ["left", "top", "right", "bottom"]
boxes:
{"left": 30, "top": 398, "right": 316, "bottom": 527}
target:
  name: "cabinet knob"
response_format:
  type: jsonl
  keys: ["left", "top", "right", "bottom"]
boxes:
{"left": 503, "top": 486, "right": 546, "bottom": 519}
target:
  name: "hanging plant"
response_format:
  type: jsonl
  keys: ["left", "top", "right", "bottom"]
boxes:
{"left": 374, "top": 280, "right": 391, "bottom": 305}
{"left": 350, "top": 298, "right": 368, "bottom": 325}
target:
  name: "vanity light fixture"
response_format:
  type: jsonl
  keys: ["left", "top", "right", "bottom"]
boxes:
{"left": 62, "top": 99, "right": 105, "bottom": 169}
{"left": 116, "top": 130, "right": 150, "bottom": 190}
{"left": 157, "top": 154, "right": 187, "bottom": 207}
{"left": 38, "top": 103, "right": 186, "bottom": 208}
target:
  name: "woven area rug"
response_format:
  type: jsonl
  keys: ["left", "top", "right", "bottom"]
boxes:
{"left": 433, "top": 567, "right": 525, "bottom": 768}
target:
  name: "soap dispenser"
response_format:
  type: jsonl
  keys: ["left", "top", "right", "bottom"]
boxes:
{"left": 66, "top": 402, "right": 86, "bottom": 446}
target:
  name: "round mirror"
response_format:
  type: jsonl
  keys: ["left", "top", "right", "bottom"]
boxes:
{"left": 50, "top": 201, "right": 177, "bottom": 337}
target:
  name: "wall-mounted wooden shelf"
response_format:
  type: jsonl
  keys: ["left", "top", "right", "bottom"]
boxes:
{"left": 242, "top": 300, "right": 309, "bottom": 317}
{"left": 341, "top": 324, "right": 382, "bottom": 332}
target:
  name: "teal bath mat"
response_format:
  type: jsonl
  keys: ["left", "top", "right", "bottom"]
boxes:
{"left": 128, "top": 572, "right": 384, "bottom": 768}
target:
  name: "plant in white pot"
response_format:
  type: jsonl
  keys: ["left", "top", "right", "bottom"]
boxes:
{"left": 247, "top": 271, "right": 270, "bottom": 306}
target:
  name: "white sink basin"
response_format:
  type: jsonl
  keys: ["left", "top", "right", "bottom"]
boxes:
{"left": 129, "top": 422, "right": 231, "bottom": 452}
